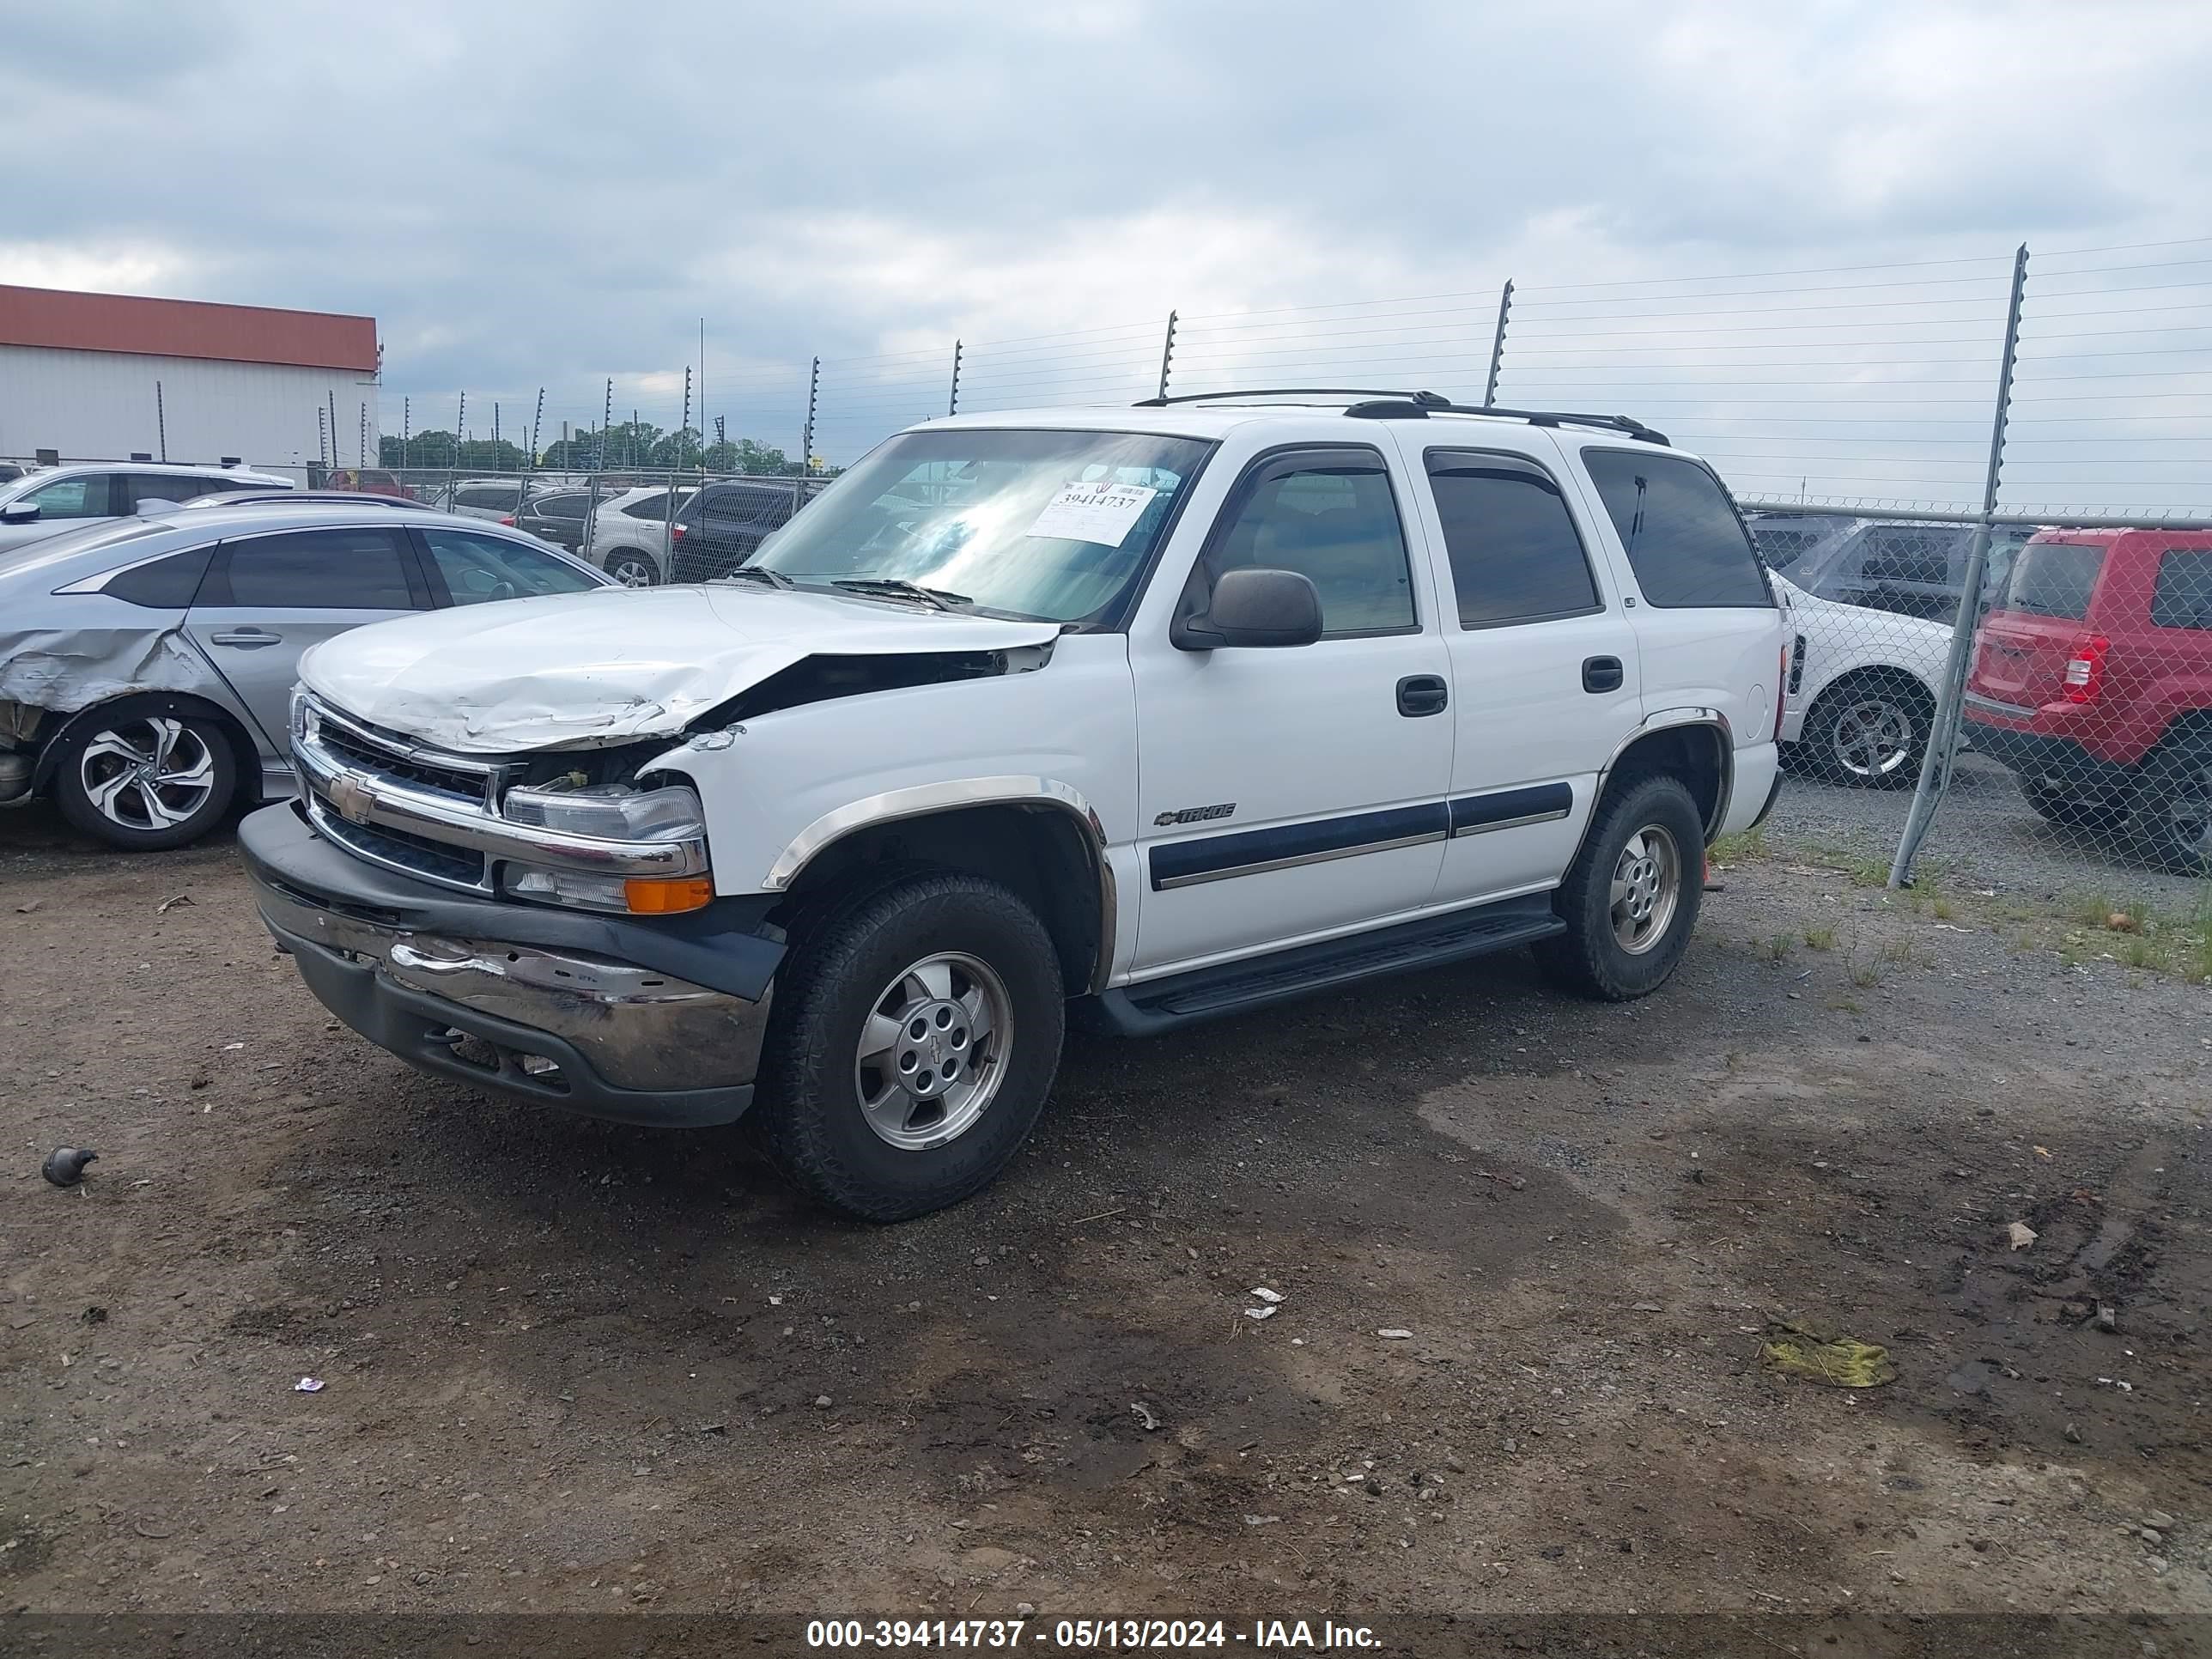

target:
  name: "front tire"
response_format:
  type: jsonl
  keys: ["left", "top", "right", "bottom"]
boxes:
{"left": 52, "top": 710, "right": 237, "bottom": 850}
{"left": 1535, "top": 773, "right": 1705, "bottom": 1001}
{"left": 750, "top": 871, "right": 1066, "bottom": 1221}
{"left": 2021, "top": 778, "right": 2130, "bottom": 833}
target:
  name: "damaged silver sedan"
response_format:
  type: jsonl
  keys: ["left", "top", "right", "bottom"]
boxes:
{"left": 0, "top": 493, "right": 613, "bottom": 848}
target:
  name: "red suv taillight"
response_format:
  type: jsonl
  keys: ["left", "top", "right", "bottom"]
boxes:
{"left": 671, "top": 522, "right": 687, "bottom": 540}
{"left": 2062, "top": 634, "right": 2109, "bottom": 704}
{"left": 498, "top": 514, "right": 515, "bottom": 526}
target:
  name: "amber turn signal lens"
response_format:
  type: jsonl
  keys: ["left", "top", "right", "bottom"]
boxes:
{"left": 623, "top": 876, "right": 714, "bottom": 915}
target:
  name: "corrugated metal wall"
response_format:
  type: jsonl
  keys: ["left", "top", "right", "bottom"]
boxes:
{"left": 0, "top": 345, "right": 380, "bottom": 469}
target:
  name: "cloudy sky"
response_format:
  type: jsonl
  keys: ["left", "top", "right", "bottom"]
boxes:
{"left": 8, "top": 0, "right": 2212, "bottom": 497}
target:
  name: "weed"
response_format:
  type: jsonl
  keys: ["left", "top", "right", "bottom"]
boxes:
{"left": 1802, "top": 925, "right": 1836, "bottom": 951}
{"left": 1764, "top": 933, "right": 1793, "bottom": 962}
{"left": 1711, "top": 826, "right": 1768, "bottom": 864}
{"left": 1828, "top": 995, "right": 1863, "bottom": 1013}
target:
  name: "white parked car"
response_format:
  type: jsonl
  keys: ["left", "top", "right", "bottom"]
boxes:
{"left": 580, "top": 485, "right": 698, "bottom": 586}
{"left": 1774, "top": 573, "right": 1954, "bottom": 787}
{"left": 0, "top": 460, "right": 292, "bottom": 552}
{"left": 241, "top": 392, "right": 1787, "bottom": 1220}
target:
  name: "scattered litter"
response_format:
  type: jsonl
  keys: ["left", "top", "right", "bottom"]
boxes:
{"left": 2106, "top": 912, "right": 2136, "bottom": 933}
{"left": 2033, "top": 1146, "right": 2053, "bottom": 1159}
{"left": 1249, "top": 1286, "right": 1285, "bottom": 1304}
{"left": 222, "top": 1042, "right": 245, "bottom": 1051}
{"left": 696, "top": 1423, "right": 727, "bottom": 1436}
{"left": 155, "top": 894, "right": 195, "bottom": 914}
{"left": 768, "top": 1295, "right": 782, "bottom": 1306}
{"left": 41, "top": 1147, "right": 97, "bottom": 1188}
{"left": 1377, "top": 1329, "right": 1413, "bottom": 1340}
{"left": 294, "top": 1376, "right": 325, "bottom": 1394}
{"left": 1243, "top": 1515, "right": 1281, "bottom": 1527}
{"left": 2008, "top": 1221, "right": 2039, "bottom": 1250}
{"left": 15, "top": 898, "right": 41, "bottom": 915}
{"left": 1131, "top": 1401, "right": 1161, "bottom": 1431}
{"left": 1474, "top": 1170, "right": 1526, "bottom": 1191}
{"left": 1632, "top": 1301, "right": 1663, "bottom": 1313}
{"left": 1760, "top": 1319, "right": 1897, "bottom": 1389}
{"left": 2095, "top": 1376, "right": 2135, "bottom": 1393}
{"left": 2096, "top": 1304, "right": 2119, "bottom": 1334}
{"left": 1243, "top": 1305, "right": 1278, "bottom": 1322}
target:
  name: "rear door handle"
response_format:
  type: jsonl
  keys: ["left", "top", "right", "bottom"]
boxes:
{"left": 1582, "top": 655, "right": 1625, "bottom": 694}
{"left": 210, "top": 629, "right": 283, "bottom": 648}
{"left": 1396, "top": 674, "right": 1449, "bottom": 718}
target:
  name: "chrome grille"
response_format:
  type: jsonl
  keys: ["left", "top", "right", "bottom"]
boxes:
{"left": 308, "top": 802, "right": 489, "bottom": 889}
{"left": 296, "top": 696, "right": 507, "bottom": 893}
{"left": 312, "top": 718, "right": 489, "bottom": 805}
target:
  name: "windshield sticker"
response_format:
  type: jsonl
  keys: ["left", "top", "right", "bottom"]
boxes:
{"left": 1024, "top": 481, "right": 1158, "bottom": 547}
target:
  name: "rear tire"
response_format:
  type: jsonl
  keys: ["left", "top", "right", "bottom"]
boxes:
{"left": 52, "top": 708, "right": 238, "bottom": 851}
{"left": 750, "top": 871, "right": 1065, "bottom": 1221}
{"left": 1535, "top": 773, "right": 1705, "bottom": 1001}
{"left": 605, "top": 550, "right": 658, "bottom": 587}
{"left": 1801, "top": 675, "right": 1929, "bottom": 788}
{"left": 2020, "top": 778, "right": 2130, "bottom": 833}
{"left": 2130, "top": 745, "right": 2212, "bottom": 874}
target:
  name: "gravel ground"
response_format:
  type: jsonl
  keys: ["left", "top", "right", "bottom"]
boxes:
{"left": 1772, "top": 756, "right": 2212, "bottom": 915}
{"left": 3, "top": 797, "right": 2209, "bottom": 1643}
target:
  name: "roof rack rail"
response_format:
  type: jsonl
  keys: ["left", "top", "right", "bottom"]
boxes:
{"left": 179, "top": 489, "right": 437, "bottom": 511}
{"left": 1129, "top": 386, "right": 1668, "bottom": 446}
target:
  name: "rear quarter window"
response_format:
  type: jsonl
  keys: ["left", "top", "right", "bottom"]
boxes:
{"left": 102, "top": 545, "right": 214, "bottom": 608}
{"left": 2151, "top": 549, "right": 2212, "bottom": 630}
{"left": 2002, "top": 540, "right": 2106, "bottom": 620}
{"left": 1582, "top": 449, "right": 1771, "bottom": 608}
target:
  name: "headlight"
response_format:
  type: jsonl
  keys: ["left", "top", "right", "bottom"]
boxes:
{"left": 498, "top": 781, "right": 712, "bottom": 915}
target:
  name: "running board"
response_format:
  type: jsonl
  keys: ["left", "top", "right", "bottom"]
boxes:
{"left": 1084, "top": 895, "right": 1565, "bottom": 1037}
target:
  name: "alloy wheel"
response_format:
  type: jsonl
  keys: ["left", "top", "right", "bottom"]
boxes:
{"left": 1830, "top": 696, "right": 1915, "bottom": 781}
{"left": 78, "top": 718, "right": 217, "bottom": 832}
{"left": 853, "top": 952, "right": 1013, "bottom": 1151}
{"left": 1609, "top": 824, "right": 1681, "bottom": 956}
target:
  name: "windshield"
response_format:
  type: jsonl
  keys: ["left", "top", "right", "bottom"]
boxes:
{"left": 747, "top": 428, "right": 1213, "bottom": 623}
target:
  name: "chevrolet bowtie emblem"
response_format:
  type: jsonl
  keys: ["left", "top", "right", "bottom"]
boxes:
{"left": 328, "top": 775, "right": 375, "bottom": 825}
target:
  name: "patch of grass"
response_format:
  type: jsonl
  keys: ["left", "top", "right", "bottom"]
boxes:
{"left": 1929, "top": 893, "right": 1957, "bottom": 921}
{"left": 1848, "top": 956, "right": 1881, "bottom": 988}
{"left": 1803, "top": 925, "right": 1837, "bottom": 951}
{"left": 2124, "top": 934, "right": 2157, "bottom": 970}
{"left": 1879, "top": 936, "right": 1922, "bottom": 967}
{"left": 1763, "top": 933, "right": 1793, "bottom": 962}
{"left": 1827, "top": 995, "right": 1863, "bottom": 1013}
{"left": 1711, "top": 826, "right": 1769, "bottom": 864}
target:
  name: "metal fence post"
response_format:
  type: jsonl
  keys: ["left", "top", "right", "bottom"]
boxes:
{"left": 155, "top": 381, "right": 167, "bottom": 462}
{"left": 801, "top": 356, "right": 820, "bottom": 474}
{"left": 1156, "top": 310, "right": 1178, "bottom": 401}
{"left": 328, "top": 391, "right": 340, "bottom": 471}
{"left": 1482, "top": 279, "right": 1514, "bottom": 408}
{"left": 1888, "top": 243, "right": 2030, "bottom": 889}
{"left": 948, "top": 339, "right": 963, "bottom": 416}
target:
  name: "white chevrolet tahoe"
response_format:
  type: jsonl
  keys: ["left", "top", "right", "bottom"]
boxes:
{"left": 240, "top": 392, "right": 1788, "bottom": 1219}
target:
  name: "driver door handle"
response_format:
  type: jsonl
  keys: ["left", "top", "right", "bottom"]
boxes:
{"left": 210, "top": 629, "right": 283, "bottom": 648}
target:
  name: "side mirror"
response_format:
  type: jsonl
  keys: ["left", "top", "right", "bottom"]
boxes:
{"left": 1, "top": 501, "right": 40, "bottom": 525}
{"left": 1174, "top": 566, "right": 1323, "bottom": 650}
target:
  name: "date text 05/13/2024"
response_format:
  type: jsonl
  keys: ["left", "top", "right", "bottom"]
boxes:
{"left": 805, "top": 1620, "right": 1381, "bottom": 1650}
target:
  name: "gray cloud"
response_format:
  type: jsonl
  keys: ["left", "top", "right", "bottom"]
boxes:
{"left": 5, "top": 0, "right": 2211, "bottom": 489}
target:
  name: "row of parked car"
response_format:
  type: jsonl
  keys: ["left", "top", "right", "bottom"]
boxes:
{"left": 1749, "top": 507, "right": 2212, "bottom": 868}
{"left": 1, "top": 454, "right": 2205, "bottom": 873}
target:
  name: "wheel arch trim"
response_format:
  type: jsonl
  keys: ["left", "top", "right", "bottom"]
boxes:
{"left": 32, "top": 688, "right": 264, "bottom": 801}
{"left": 764, "top": 776, "right": 1119, "bottom": 996}
{"left": 1570, "top": 709, "right": 1735, "bottom": 869}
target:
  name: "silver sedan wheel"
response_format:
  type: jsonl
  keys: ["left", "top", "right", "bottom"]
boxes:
{"left": 1610, "top": 824, "right": 1681, "bottom": 956}
{"left": 78, "top": 718, "right": 217, "bottom": 831}
{"left": 854, "top": 952, "right": 1012, "bottom": 1152}
{"left": 1830, "top": 696, "right": 1915, "bottom": 781}
{"left": 608, "top": 554, "right": 656, "bottom": 587}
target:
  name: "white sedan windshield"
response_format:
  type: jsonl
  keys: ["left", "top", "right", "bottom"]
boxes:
{"left": 749, "top": 428, "right": 1212, "bottom": 622}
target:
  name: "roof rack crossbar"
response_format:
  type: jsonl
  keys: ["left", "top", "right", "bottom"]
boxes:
{"left": 1127, "top": 387, "right": 1667, "bottom": 445}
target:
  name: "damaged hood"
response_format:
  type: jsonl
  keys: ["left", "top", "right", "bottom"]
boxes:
{"left": 298, "top": 585, "right": 1062, "bottom": 752}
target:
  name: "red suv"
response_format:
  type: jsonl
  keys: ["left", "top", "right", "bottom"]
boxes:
{"left": 1966, "top": 530, "right": 2212, "bottom": 870}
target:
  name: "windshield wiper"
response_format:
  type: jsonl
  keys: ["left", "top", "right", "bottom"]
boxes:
{"left": 830, "top": 577, "right": 971, "bottom": 611}
{"left": 718, "top": 564, "right": 795, "bottom": 589}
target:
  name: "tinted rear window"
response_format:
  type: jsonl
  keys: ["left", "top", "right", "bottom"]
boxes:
{"left": 1583, "top": 450, "right": 1771, "bottom": 608}
{"left": 2002, "top": 540, "right": 2106, "bottom": 620}
{"left": 1425, "top": 450, "right": 1600, "bottom": 627}
{"left": 2151, "top": 549, "right": 2212, "bottom": 630}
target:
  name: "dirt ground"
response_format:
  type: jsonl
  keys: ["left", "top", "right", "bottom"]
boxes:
{"left": 3, "top": 798, "right": 2209, "bottom": 1638}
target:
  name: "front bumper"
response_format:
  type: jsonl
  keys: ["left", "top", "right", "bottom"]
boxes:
{"left": 241, "top": 803, "right": 781, "bottom": 1127}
